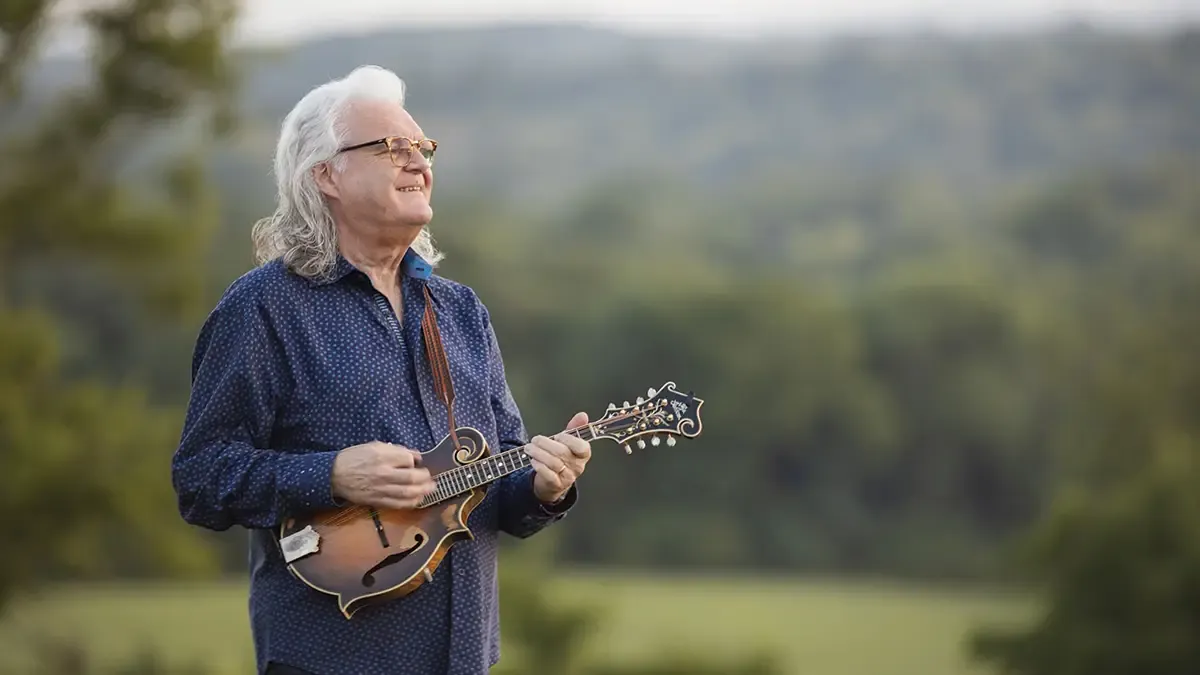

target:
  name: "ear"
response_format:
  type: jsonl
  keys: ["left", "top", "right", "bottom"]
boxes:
{"left": 313, "top": 161, "right": 340, "bottom": 199}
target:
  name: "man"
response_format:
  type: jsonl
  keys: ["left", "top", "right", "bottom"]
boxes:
{"left": 171, "top": 65, "right": 591, "bottom": 675}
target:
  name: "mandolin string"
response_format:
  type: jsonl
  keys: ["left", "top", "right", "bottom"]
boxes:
{"left": 420, "top": 403, "right": 681, "bottom": 508}
{"left": 319, "top": 401, "right": 676, "bottom": 528}
{"left": 316, "top": 408, "right": 648, "bottom": 528}
{"left": 431, "top": 401, "right": 677, "bottom": 494}
{"left": 314, "top": 406, "right": 663, "bottom": 528}
{"left": 432, "top": 408, "right": 647, "bottom": 484}
{"left": 316, "top": 421, "right": 606, "bottom": 528}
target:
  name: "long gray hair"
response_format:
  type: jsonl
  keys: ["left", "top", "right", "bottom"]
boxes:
{"left": 250, "top": 65, "right": 444, "bottom": 280}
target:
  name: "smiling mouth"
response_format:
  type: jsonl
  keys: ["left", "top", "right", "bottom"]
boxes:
{"left": 397, "top": 186, "right": 423, "bottom": 193}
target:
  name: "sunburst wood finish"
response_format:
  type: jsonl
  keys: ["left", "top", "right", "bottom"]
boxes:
{"left": 281, "top": 427, "right": 489, "bottom": 618}
{"left": 277, "top": 381, "right": 705, "bottom": 619}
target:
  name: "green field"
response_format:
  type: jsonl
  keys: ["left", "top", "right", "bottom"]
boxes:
{"left": 0, "top": 573, "right": 1031, "bottom": 675}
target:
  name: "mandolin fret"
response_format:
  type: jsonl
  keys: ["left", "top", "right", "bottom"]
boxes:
{"left": 422, "top": 425, "right": 607, "bottom": 507}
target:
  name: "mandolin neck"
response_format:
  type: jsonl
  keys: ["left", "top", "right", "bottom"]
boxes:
{"left": 418, "top": 425, "right": 603, "bottom": 508}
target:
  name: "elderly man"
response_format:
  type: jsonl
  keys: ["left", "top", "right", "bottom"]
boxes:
{"left": 171, "top": 65, "right": 590, "bottom": 675}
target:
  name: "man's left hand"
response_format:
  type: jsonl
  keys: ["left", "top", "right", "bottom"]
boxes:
{"left": 526, "top": 411, "right": 592, "bottom": 504}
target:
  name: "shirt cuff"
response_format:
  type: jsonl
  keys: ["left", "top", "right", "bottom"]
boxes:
{"left": 278, "top": 450, "right": 344, "bottom": 512}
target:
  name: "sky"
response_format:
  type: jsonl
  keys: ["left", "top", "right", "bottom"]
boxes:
{"left": 233, "top": 0, "right": 1200, "bottom": 44}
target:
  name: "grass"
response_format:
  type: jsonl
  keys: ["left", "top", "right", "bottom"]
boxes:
{"left": 0, "top": 572, "right": 1031, "bottom": 675}
{"left": 556, "top": 571, "right": 1032, "bottom": 675}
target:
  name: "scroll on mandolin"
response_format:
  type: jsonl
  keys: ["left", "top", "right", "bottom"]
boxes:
{"left": 277, "top": 381, "right": 705, "bottom": 618}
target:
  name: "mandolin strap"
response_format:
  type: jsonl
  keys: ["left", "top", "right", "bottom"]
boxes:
{"left": 420, "top": 284, "right": 461, "bottom": 451}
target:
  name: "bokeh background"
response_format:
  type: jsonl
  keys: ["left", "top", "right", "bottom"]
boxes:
{"left": 2, "top": 2, "right": 1199, "bottom": 674}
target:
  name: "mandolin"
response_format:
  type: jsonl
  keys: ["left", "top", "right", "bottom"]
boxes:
{"left": 277, "top": 381, "right": 704, "bottom": 618}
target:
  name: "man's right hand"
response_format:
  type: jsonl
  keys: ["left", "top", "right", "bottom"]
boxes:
{"left": 331, "top": 442, "right": 437, "bottom": 510}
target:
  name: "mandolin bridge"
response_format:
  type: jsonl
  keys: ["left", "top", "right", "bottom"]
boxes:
{"left": 369, "top": 508, "right": 389, "bottom": 548}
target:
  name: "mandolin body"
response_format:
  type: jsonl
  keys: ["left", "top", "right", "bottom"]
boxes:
{"left": 279, "top": 427, "right": 490, "bottom": 619}
{"left": 275, "top": 381, "right": 705, "bottom": 620}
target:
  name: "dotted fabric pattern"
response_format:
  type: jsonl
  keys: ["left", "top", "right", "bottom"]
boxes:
{"left": 172, "top": 253, "right": 576, "bottom": 675}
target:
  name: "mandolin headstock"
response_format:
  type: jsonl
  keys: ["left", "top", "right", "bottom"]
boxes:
{"left": 587, "top": 382, "right": 704, "bottom": 454}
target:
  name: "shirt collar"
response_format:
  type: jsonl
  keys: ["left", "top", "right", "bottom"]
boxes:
{"left": 309, "top": 248, "right": 433, "bottom": 286}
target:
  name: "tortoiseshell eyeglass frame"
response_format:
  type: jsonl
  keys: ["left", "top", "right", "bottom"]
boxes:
{"left": 337, "top": 136, "right": 437, "bottom": 168}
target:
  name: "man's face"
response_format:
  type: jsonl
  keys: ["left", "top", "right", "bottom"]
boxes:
{"left": 318, "top": 99, "right": 435, "bottom": 237}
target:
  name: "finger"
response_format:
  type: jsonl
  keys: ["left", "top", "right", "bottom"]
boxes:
{"left": 551, "top": 428, "right": 588, "bottom": 451}
{"left": 529, "top": 447, "right": 578, "bottom": 488}
{"left": 531, "top": 435, "right": 571, "bottom": 461}
{"left": 379, "top": 484, "right": 424, "bottom": 501}
{"left": 379, "top": 444, "right": 417, "bottom": 468}
{"left": 381, "top": 466, "right": 432, "bottom": 485}
{"left": 527, "top": 446, "right": 571, "bottom": 483}
{"left": 379, "top": 483, "right": 435, "bottom": 503}
{"left": 564, "top": 411, "right": 588, "bottom": 432}
{"left": 526, "top": 443, "right": 570, "bottom": 475}
{"left": 559, "top": 413, "right": 591, "bottom": 456}
{"left": 528, "top": 458, "right": 565, "bottom": 493}
{"left": 556, "top": 433, "right": 591, "bottom": 459}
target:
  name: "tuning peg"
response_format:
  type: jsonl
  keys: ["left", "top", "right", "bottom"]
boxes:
{"left": 666, "top": 436, "right": 676, "bottom": 447}
{"left": 647, "top": 387, "right": 657, "bottom": 397}
{"left": 637, "top": 439, "right": 646, "bottom": 449}
{"left": 607, "top": 402, "right": 616, "bottom": 411}
{"left": 624, "top": 401, "right": 631, "bottom": 407}
{"left": 636, "top": 396, "right": 644, "bottom": 404}
{"left": 624, "top": 444, "right": 633, "bottom": 454}
{"left": 651, "top": 436, "right": 661, "bottom": 446}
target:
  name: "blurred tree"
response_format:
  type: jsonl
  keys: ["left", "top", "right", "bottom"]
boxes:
{"left": 970, "top": 445, "right": 1200, "bottom": 675}
{"left": 0, "top": 0, "right": 237, "bottom": 609}
{"left": 969, "top": 162, "right": 1200, "bottom": 674}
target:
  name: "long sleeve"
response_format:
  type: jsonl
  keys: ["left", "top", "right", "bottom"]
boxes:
{"left": 477, "top": 301, "right": 577, "bottom": 538}
{"left": 171, "top": 280, "right": 342, "bottom": 532}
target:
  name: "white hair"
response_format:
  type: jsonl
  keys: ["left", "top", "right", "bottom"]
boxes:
{"left": 251, "top": 65, "right": 444, "bottom": 280}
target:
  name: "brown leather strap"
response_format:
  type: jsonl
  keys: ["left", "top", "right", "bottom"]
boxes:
{"left": 420, "top": 284, "right": 460, "bottom": 450}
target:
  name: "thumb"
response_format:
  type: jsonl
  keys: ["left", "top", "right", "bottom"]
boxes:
{"left": 565, "top": 411, "right": 588, "bottom": 431}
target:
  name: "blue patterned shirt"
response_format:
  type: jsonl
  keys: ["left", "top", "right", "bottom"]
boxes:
{"left": 171, "top": 250, "right": 576, "bottom": 675}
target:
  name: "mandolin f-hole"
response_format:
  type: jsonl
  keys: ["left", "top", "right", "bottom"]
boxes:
{"left": 361, "top": 534, "right": 425, "bottom": 587}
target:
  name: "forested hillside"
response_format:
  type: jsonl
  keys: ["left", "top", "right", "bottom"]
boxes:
{"left": 213, "top": 25, "right": 1200, "bottom": 202}
{"left": 14, "top": 23, "right": 1199, "bottom": 581}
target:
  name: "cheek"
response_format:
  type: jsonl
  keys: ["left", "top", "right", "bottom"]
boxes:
{"left": 356, "top": 174, "right": 395, "bottom": 208}
{"left": 334, "top": 170, "right": 370, "bottom": 203}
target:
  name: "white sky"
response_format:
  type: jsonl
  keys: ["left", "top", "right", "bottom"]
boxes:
{"left": 234, "top": 0, "right": 1200, "bottom": 44}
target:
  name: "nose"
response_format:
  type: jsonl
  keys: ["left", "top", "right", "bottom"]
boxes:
{"left": 403, "top": 152, "right": 432, "bottom": 185}
{"left": 405, "top": 149, "right": 431, "bottom": 172}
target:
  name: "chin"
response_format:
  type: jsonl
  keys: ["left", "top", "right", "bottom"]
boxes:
{"left": 400, "top": 208, "right": 433, "bottom": 228}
